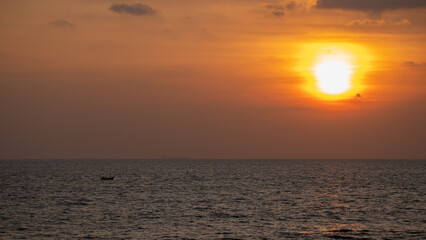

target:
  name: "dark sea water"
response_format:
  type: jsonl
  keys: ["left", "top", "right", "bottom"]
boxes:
{"left": 0, "top": 159, "right": 425, "bottom": 240}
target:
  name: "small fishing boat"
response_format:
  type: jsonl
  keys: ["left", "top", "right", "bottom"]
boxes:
{"left": 100, "top": 176, "right": 114, "bottom": 180}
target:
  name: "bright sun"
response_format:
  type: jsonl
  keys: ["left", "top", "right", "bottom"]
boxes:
{"left": 298, "top": 43, "right": 371, "bottom": 101}
{"left": 313, "top": 58, "right": 353, "bottom": 95}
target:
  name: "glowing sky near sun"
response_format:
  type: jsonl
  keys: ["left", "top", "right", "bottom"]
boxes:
{"left": 0, "top": 0, "right": 425, "bottom": 159}
{"left": 297, "top": 43, "right": 371, "bottom": 101}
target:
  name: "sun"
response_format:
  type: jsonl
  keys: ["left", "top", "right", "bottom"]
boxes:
{"left": 297, "top": 43, "right": 371, "bottom": 101}
{"left": 313, "top": 58, "right": 353, "bottom": 95}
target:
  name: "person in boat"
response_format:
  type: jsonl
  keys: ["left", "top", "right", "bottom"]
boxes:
{"left": 100, "top": 176, "right": 114, "bottom": 180}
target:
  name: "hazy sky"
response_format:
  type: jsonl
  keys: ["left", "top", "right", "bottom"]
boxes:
{"left": 1, "top": 0, "right": 425, "bottom": 159}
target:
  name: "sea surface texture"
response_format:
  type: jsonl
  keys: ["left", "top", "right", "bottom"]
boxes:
{"left": 0, "top": 159, "right": 425, "bottom": 239}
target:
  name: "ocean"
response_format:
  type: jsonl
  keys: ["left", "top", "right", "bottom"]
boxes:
{"left": 0, "top": 159, "right": 424, "bottom": 239}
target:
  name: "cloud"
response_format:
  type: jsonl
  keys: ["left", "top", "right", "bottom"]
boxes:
{"left": 286, "top": 1, "right": 297, "bottom": 10}
{"left": 266, "top": 2, "right": 298, "bottom": 17}
{"left": 272, "top": 10, "right": 285, "bottom": 17}
{"left": 315, "top": 0, "right": 426, "bottom": 12}
{"left": 265, "top": 4, "right": 285, "bottom": 17}
{"left": 49, "top": 19, "right": 74, "bottom": 27}
{"left": 266, "top": 4, "right": 285, "bottom": 11}
{"left": 263, "top": 1, "right": 303, "bottom": 17}
{"left": 266, "top": 4, "right": 285, "bottom": 16}
{"left": 109, "top": 3, "right": 157, "bottom": 16}
{"left": 346, "top": 18, "right": 411, "bottom": 27}
{"left": 403, "top": 61, "right": 426, "bottom": 67}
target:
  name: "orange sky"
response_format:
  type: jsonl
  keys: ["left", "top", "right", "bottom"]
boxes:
{"left": 1, "top": 0, "right": 425, "bottom": 159}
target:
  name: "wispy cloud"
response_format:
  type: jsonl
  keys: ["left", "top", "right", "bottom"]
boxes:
{"left": 49, "top": 19, "right": 74, "bottom": 27}
{"left": 346, "top": 18, "right": 411, "bottom": 27}
{"left": 403, "top": 61, "right": 426, "bottom": 67}
{"left": 266, "top": 4, "right": 285, "bottom": 17}
{"left": 109, "top": 3, "right": 157, "bottom": 16}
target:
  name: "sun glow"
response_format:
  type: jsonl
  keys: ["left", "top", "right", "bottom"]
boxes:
{"left": 297, "top": 43, "right": 371, "bottom": 101}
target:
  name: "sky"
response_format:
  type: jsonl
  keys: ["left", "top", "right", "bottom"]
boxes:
{"left": 0, "top": 0, "right": 425, "bottom": 159}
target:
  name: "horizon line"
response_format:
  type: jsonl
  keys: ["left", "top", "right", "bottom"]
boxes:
{"left": 1, "top": 158, "right": 425, "bottom": 161}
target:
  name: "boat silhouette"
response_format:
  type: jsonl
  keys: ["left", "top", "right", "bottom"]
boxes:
{"left": 100, "top": 176, "right": 114, "bottom": 180}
